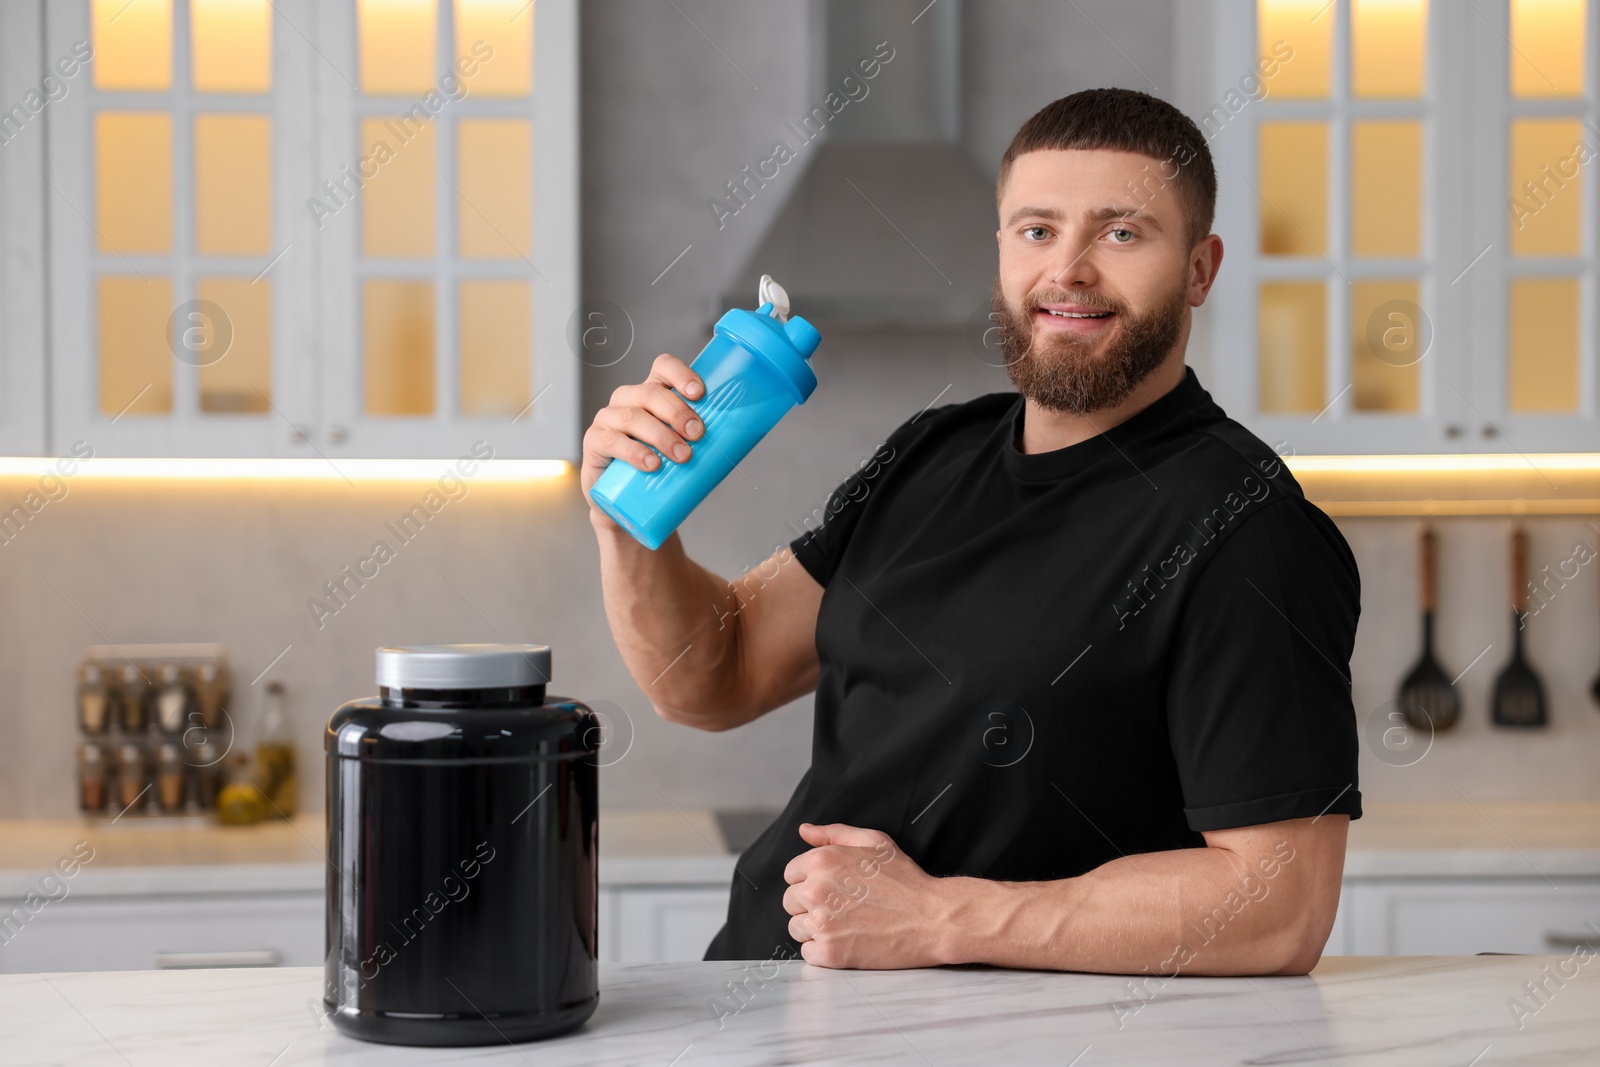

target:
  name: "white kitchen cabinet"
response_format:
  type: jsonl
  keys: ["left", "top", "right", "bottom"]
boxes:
{"left": 1347, "top": 878, "right": 1600, "bottom": 956}
{"left": 22, "top": 0, "right": 579, "bottom": 461}
{"left": 304, "top": 0, "right": 580, "bottom": 462}
{"left": 0, "top": 891, "right": 322, "bottom": 974}
{"left": 1208, "top": 0, "right": 1599, "bottom": 454}
{"left": 0, "top": 1, "right": 48, "bottom": 457}
{"left": 613, "top": 886, "right": 731, "bottom": 964}
{"left": 1458, "top": 0, "right": 1600, "bottom": 455}
{"left": 0, "top": 883, "right": 729, "bottom": 973}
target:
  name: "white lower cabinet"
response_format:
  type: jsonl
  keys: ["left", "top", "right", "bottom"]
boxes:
{"left": 1346, "top": 879, "right": 1600, "bottom": 956}
{"left": 1, "top": 884, "right": 732, "bottom": 973}
{"left": 607, "top": 886, "right": 732, "bottom": 964}
{"left": 0, "top": 893, "right": 323, "bottom": 974}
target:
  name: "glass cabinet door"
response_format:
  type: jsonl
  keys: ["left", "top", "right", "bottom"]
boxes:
{"left": 313, "top": 0, "right": 577, "bottom": 459}
{"left": 45, "top": 0, "right": 318, "bottom": 458}
{"left": 1464, "top": 0, "right": 1597, "bottom": 453}
{"left": 40, "top": 0, "right": 577, "bottom": 461}
{"left": 1211, "top": 0, "right": 1474, "bottom": 454}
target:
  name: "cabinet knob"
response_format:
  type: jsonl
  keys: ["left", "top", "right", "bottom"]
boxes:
{"left": 291, "top": 425, "right": 309, "bottom": 444}
{"left": 328, "top": 425, "right": 348, "bottom": 445}
{"left": 1444, "top": 424, "right": 1463, "bottom": 438}
{"left": 1481, "top": 424, "right": 1499, "bottom": 438}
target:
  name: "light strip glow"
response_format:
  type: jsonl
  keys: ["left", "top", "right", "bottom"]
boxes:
{"left": 1282, "top": 454, "right": 1600, "bottom": 474}
{"left": 0, "top": 457, "right": 569, "bottom": 482}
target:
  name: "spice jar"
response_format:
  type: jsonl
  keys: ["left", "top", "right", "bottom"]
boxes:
{"left": 155, "top": 742, "right": 186, "bottom": 812}
{"left": 77, "top": 742, "right": 108, "bottom": 813}
{"left": 154, "top": 664, "right": 190, "bottom": 735}
{"left": 77, "top": 664, "right": 110, "bottom": 735}
{"left": 324, "top": 644, "right": 599, "bottom": 1046}
{"left": 117, "top": 664, "right": 151, "bottom": 733}
{"left": 115, "top": 742, "right": 148, "bottom": 813}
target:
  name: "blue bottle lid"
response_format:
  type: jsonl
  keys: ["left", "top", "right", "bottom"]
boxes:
{"left": 715, "top": 303, "right": 820, "bottom": 405}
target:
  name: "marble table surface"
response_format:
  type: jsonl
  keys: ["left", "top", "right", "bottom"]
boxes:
{"left": 3, "top": 955, "right": 1597, "bottom": 1065}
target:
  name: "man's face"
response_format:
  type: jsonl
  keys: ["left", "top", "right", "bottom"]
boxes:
{"left": 992, "top": 148, "right": 1198, "bottom": 415}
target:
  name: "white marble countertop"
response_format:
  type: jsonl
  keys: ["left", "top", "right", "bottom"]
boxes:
{"left": 4, "top": 800, "right": 1599, "bottom": 898}
{"left": 3, "top": 955, "right": 1596, "bottom": 1065}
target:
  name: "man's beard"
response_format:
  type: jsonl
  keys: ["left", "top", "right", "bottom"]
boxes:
{"left": 989, "top": 275, "right": 1187, "bottom": 415}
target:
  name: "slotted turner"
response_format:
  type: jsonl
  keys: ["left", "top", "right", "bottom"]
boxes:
{"left": 1399, "top": 525, "right": 1460, "bottom": 731}
{"left": 1492, "top": 526, "right": 1547, "bottom": 728}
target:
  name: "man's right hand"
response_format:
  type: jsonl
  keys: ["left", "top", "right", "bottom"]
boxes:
{"left": 581, "top": 353, "right": 708, "bottom": 530}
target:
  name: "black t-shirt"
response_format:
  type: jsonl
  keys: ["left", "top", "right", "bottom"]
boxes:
{"left": 703, "top": 365, "right": 1363, "bottom": 962}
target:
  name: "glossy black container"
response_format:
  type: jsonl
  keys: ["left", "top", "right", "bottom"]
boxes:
{"left": 324, "top": 644, "right": 599, "bottom": 1046}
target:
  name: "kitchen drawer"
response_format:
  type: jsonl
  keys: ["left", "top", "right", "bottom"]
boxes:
{"left": 1348, "top": 879, "right": 1600, "bottom": 955}
{"left": 0, "top": 893, "right": 322, "bottom": 974}
{"left": 615, "top": 886, "right": 730, "bottom": 963}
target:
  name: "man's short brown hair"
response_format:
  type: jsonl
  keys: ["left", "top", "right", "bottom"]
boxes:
{"left": 997, "top": 87, "right": 1217, "bottom": 252}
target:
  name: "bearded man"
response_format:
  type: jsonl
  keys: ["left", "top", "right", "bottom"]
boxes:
{"left": 582, "top": 86, "right": 1361, "bottom": 976}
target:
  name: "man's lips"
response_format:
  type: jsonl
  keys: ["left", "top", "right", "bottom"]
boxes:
{"left": 1033, "top": 305, "right": 1117, "bottom": 332}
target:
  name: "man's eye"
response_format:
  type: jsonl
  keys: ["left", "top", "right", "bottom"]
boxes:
{"left": 1108, "top": 228, "right": 1135, "bottom": 243}
{"left": 1022, "top": 226, "right": 1050, "bottom": 241}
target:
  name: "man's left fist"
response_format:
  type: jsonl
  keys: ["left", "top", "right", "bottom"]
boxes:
{"left": 781, "top": 822, "right": 952, "bottom": 969}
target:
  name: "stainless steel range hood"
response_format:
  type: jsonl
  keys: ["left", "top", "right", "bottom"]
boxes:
{"left": 714, "top": 0, "right": 997, "bottom": 333}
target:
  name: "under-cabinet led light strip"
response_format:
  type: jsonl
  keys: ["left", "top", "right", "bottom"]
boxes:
{"left": 0, "top": 458, "right": 570, "bottom": 482}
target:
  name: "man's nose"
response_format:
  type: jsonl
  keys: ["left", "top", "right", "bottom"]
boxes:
{"left": 1045, "top": 231, "right": 1100, "bottom": 288}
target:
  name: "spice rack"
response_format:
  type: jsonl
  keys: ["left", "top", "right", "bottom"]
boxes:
{"left": 75, "top": 643, "right": 232, "bottom": 819}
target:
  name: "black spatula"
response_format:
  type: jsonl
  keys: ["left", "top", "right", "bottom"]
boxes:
{"left": 1492, "top": 526, "right": 1547, "bottom": 727}
{"left": 1399, "top": 525, "right": 1460, "bottom": 730}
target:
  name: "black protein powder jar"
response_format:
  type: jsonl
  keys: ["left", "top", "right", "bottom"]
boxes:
{"left": 324, "top": 644, "right": 599, "bottom": 1046}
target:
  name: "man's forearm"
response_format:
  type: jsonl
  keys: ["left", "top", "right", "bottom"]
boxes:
{"left": 592, "top": 518, "right": 746, "bottom": 727}
{"left": 936, "top": 840, "right": 1315, "bottom": 976}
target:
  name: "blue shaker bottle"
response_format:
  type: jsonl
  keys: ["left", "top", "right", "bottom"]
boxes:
{"left": 589, "top": 276, "right": 821, "bottom": 550}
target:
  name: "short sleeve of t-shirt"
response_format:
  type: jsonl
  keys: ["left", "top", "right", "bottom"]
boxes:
{"left": 1165, "top": 496, "right": 1364, "bottom": 831}
{"left": 786, "top": 406, "right": 944, "bottom": 588}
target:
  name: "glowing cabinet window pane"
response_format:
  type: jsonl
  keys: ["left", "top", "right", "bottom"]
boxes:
{"left": 1350, "top": 280, "right": 1421, "bottom": 412}
{"left": 1509, "top": 278, "right": 1579, "bottom": 412}
{"left": 359, "top": 0, "right": 438, "bottom": 95}
{"left": 1508, "top": 119, "right": 1583, "bottom": 257}
{"left": 1351, "top": 121, "right": 1422, "bottom": 258}
{"left": 196, "top": 278, "right": 272, "bottom": 413}
{"left": 457, "top": 119, "right": 531, "bottom": 259}
{"left": 93, "top": 0, "right": 172, "bottom": 91}
{"left": 1511, "top": 0, "right": 1585, "bottom": 98}
{"left": 1257, "top": 281, "right": 1325, "bottom": 413}
{"left": 191, "top": 0, "right": 272, "bottom": 93}
{"left": 1258, "top": 122, "right": 1328, "bottom": 256}
{"left": 195, "top": 114, "right": 272, "bottom": 255}
{"left": 455, "top": 0, "right": 533, "bottom": 96}
{"left": 1257, "top": 0, "right": 1331, "bottom": 98}
{"left": 361, "top": 117, "right": 436, "bottom": 258}
{"left": 99, "top": 276, "right": 174, "bottom": 416}
{"left": 365, "top": 280, "right": 435, "bottom": 415}
{"left": 458, "top": 280, "right": 531, "bottom": 416}
{"left": 96, "top": 112, "right": 173, "bottom": 254}
{"left": 1352, "top": 0, "right": 1426, "bottom": 98}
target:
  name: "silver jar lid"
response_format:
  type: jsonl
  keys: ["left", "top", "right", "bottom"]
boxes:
{"left": 375, "top": 644, "right": 551, "bottom": 690}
